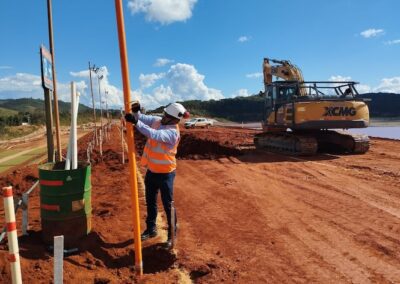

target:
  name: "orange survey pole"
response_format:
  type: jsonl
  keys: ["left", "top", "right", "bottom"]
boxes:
{"left": 114, "top": 0, "right": 143, "bottom": 276}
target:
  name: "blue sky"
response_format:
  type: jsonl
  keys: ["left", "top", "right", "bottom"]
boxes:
{"left": 0, "top": 0, "right": 399, "bottom": 109}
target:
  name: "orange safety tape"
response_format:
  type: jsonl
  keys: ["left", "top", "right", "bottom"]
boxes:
{"left": 2, "top": 187, "right": 13, "bottom": 197}
{"left": 7, "top": 253, "right": 17, "bottom": 263}
{"left": 41, "top": 204, "right": 60, "bottom": 211}
{"left": 40, "top": 180, "right": 63, "bottom": 186}
{"left": 6, "top": 222, "right": 16, "bottom": 232}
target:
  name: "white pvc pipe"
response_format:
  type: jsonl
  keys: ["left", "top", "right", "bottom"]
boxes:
{"left": 65, "top": 83, "right": 80, "bottom": 170}
{"left": 2, "top": 186, "right": 22, "bottom": 284}
{"left": 71, "top": 83, "right": 76, "bottom": 169}
{"left": 65, "top": 89, "right": 80, "bottom": 170}
{"left": 73, "top": 92, "right": 80, "bottom": 169}
{"left": 53, "top": 235, "right": 64, "bottom": 284}
{"left": 65, "top": 83, "right": 74, "bottom": 170}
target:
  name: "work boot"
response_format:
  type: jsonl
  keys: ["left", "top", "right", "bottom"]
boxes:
{"left": 141, "top": 229, "right": 157, "bottom": 241}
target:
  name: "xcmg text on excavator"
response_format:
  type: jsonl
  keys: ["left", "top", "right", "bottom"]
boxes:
{"left": 254, "top": 58, "right": 370, "bottom": 155}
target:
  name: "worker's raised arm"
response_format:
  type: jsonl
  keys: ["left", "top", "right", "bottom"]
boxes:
{"left": 136, "top": 112, "right": 161, "bottom": 127}
{"left": 135, "top": 120, "right": 179, "bottom": 146}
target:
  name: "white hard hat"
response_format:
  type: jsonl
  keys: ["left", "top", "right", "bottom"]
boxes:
{"left": 164, "top": 103, "right": 189, "bottom": 120}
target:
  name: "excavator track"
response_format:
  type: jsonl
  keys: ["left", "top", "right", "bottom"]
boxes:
{"left": 254, "top": 130, "right": 370, "bottom": 155}
{"left": 315, "top": 130, "right": 370, "bottom": 154}
{"left": 254, "top": 132, "right": 318, "bottom": 156}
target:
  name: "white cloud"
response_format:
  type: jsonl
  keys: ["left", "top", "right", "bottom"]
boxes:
{"left": 238, "top": 36, "right": 250, "bottom": 43}
{"left": 0, "top": 69, "right": 124, "bottom": 110}
{"left": 384, "top": 39, "right": 400, "bottom": 45}
{"left": 329, "top": 75, "right": 352, "bottom": 82}
{"left": 0, "top": 63, "right": 223, "bottom": 111}
{"left": 127, "top": 0, "right": 197, "bottom": 25}
{"left": 246, "top": 72, "right": 262, "bottom": 79}
{"left": 0, "top": 66, "right": 12, "bottom": 70}
{"left": 0, "top": 72, "right": 88, "bottom": 104}
{"left": 154, "top": 58, "right": 174, "bottom": 67}
{"left": 374, "top": 77, "right": 400, "bottom": 93}
{"left": 165, "top": 63, "right": 223, "bottom": 101}
{"left": 328, "top": 75, "right": 400, "bottom": 94}
{"left": 139, "top": 72, "right": 165, "bottom": 89}
{"left": 360, "top": 28, "right": 384, "bottom": 38}
{"left": 230, "top": 89, "right": 251, "bottom": 98}
{"left": 132, "top": 63, "right": 224, "bottom": 109}
{"left": 69, "top": 66, "right": 123, "bottom": 108}
{"left": 329, "top": 75, "right": 371, "bottom": 94}
{"left": 355, "top": 84, "right": 372, "bottom": 94}
{"left": 0, "top": 73, "right": 41, "bottom": 93}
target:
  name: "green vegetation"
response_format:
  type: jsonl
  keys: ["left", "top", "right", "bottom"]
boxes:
{"left": 151, "top": 95, "right": 265, "bottom": 122}
{"left": 0, "top": 98, "right": 120, "bottom": 138}
{"left": 0, "top": 107, "right": 18, "bottom": 117}
{"left": 0, "top": 125, "right": 39, "bottom": 140}
{"left": 0, "top": 146, "right": 47, "bottom": 174}
{"left": 357, "top": 93, "right": 400, "bottom": 117}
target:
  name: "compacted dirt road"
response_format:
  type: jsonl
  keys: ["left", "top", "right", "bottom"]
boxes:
{"left": 0, "top": 126, "right": 400, "bottom": 283}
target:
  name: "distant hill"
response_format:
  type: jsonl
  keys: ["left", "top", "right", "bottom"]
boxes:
{"left": 0, "top": 98, "right": 117, "bottom": 128}
{"left": 0, "top": 107, "right": 18, "bottom": 117}
{"left": 0, "top": 98, "right": 91, "bottom": 114}
{"left": 356, "top": 92, "right": 400, "bottom": 117}
{"left": 151, "top": 95, "right": 265, "bottom": 122}
{"left": 151, "top": 93, "right": 400, "bottom": 122}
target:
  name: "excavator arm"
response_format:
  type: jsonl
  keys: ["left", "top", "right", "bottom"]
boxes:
{"left": 263, "top": 58, "right": 304, "bottom": 84}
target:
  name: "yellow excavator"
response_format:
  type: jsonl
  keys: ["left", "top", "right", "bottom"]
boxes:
{"left": 254, "top": 58, "right": 370, "bottom": 155}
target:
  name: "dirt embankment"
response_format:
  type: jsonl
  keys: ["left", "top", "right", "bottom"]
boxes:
{"left": 1, "top": 126, "right": 400, "bottom": 283}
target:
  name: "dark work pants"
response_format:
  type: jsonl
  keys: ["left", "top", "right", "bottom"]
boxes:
{"left": 144, "top": 170, "right": 177, "bottom": 237}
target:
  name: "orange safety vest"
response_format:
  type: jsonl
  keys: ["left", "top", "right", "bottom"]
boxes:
{"left": 141, "top": 120, "right": 180, "bottom": 173}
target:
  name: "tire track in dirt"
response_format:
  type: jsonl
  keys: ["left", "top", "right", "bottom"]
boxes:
{"left": 175, "top": 140, "right": 400, "bottom": 283}
{"left": 242, "top": 154, "right": 400, "bottom": 283}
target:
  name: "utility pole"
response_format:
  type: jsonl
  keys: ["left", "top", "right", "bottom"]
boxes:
{"left": 44, "top": 88, "right": 55, "bottom": 162}
{"left": 105, "top": 90, "right": 109, "bottom": 124}
{"left": 46, "top": 0, "right": 61, "bottom": 161}
{"left": 88, "top": 62, "right": 97, "bottom": 144}
{"left": 40, "top": 45, "right": 55, "bottom": 163}
{"left": 97, "top": 74, "right": 104, "bottom": 134}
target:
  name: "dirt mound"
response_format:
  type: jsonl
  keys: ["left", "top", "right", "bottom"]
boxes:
{"left": 0, "top": 166, "right": 38, "bottom": 196}
{"left": 135, "top": 126, "right": 252, "bottom": 159}
{"left": 177, "top": 134, "right": 241, "bottom": 159}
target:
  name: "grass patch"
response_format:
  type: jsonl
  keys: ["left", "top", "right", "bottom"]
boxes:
{"left": 0, "top": 107, "right": 18, "bottom": 117}
{"left": 0, "top": 149, "right": 21, "bottom": 160}
{"left": 0, "top": 146, "right": 47, "bottom": 174}
{"left": 0, "top": 125, "right": 39, "bottom": 140}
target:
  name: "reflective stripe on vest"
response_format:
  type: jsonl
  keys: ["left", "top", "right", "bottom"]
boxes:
{"left": 141, "top": 120, "right": 180, "bottom": 173}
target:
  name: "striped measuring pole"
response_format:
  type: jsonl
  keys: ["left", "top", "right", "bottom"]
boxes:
{"left": 3, "top": 186, "right": 22, "bottom": 284}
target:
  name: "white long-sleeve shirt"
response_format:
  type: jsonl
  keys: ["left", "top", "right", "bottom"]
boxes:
{"left": 134, "top": 112, "right": 179, "bottom": 147}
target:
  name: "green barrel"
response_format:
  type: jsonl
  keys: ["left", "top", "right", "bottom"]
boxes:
{"left": 39, "top": 161, "right": 92, "bottom": 247}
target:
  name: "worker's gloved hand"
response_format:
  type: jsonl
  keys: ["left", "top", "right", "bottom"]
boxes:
{"left": 125, "top": 113, "right": 138, "bottom": 124}
{"left": 131, "top": 101, "right": 141, "bottom": 113}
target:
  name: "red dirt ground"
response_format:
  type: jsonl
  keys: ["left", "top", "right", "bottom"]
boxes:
{"left": 1, "top": 125, "right": 400, "bottom": 283}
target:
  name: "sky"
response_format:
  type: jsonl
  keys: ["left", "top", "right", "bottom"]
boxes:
{"left": 0, "top": 0, "right": 399, "bottom": 110}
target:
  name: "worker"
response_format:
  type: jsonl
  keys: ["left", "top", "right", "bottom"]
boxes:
{"left": 125, "top": 101, "right": 189, "bottom": 247}
{"left": 341, "top": 87, "right": 353, "bottom": 98}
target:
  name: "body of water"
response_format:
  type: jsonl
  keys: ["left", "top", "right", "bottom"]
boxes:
{"left": 225, "top": 122, "right": 400, "bottom": 140}
{"left": 350, "top": 127, "right": 400, "bottom": 140}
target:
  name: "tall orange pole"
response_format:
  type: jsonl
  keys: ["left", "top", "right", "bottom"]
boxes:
{"left": 114, "top": 0, "right": 143, "bottom": 276}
